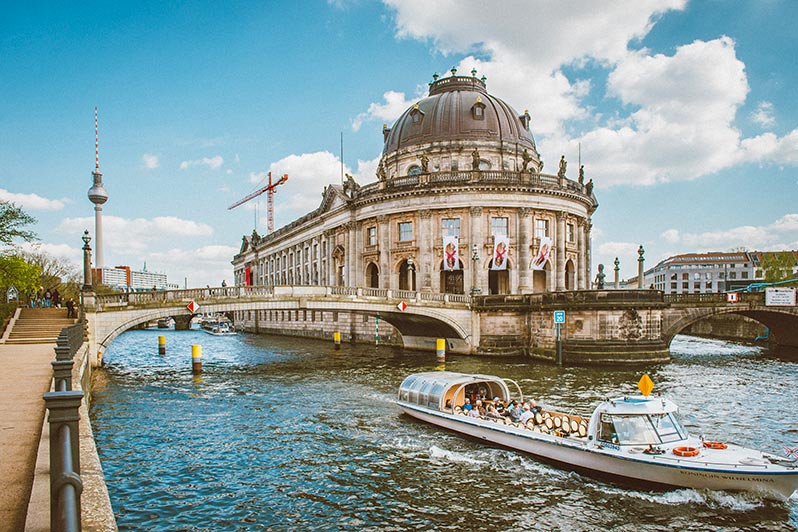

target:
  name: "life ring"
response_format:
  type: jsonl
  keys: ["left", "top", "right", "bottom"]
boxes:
{"left": 702, "top": 441, "right": 728, "bottom": 450}
{"left": 673, "top": 446, "right": 700, "bottom": 457}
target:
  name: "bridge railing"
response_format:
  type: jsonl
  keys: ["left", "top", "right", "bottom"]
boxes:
{"left": 43, "top": 322, "right": 87, "bottom": 532}
{"left": 664, "top": 292, "right": 765, "bottom": 304}
{"left": 94, "top": 285, "right": 473, "bottom": 309}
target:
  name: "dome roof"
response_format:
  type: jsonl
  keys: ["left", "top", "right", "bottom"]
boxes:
{"left": 383, "top": 74, "right": 537, "bottom": 156}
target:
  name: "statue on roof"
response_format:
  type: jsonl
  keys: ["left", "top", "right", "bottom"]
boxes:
{"left": 579, "top": 165, "right": 585, "bottom": 184}
{"left": 557, "top": 155, "right": 567, "bottom": 178}
{"left": 586, "top": 178, "right": 594, "bottom": 196}
{"left": 521, "top": 149, "right": 533, "bottom": 173}
{"left": 377, "top": 160, "right": 386, "bottom": 181}
{"left": 419, "top": 153, "right": 429, "bottom": 173}
{"left": 471, "top": 147, "right": 480, "bottom": 170}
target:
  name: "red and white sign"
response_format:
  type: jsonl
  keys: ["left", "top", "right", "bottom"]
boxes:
{"left": 187, "top": 300, "right": 200, "bottom": 313}
{"left": 396, "top": 301, "right": 407, "bottom": 312}
{"left": 726, "top": 292, "right": 738, "bottom": 303}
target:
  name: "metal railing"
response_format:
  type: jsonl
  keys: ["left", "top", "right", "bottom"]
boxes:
{"left": 43, "top": 322, "right": 86, "bottom": 532}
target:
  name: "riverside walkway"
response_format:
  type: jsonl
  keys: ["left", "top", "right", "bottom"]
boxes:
{"left": 0, "top": 342, "right": 56, "bottom": 532}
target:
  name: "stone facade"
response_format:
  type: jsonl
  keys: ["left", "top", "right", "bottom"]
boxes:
{"left": 232, "top": 73, "right": 598, "bottom": 301}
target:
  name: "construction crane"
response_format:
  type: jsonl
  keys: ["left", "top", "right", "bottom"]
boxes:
{"left": 228, "top": 171, "right": 288, "bottom": 233}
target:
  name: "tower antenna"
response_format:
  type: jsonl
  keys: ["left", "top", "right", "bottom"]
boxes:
{"left": 88, "top": 106, "right": 109, "bottom": 268}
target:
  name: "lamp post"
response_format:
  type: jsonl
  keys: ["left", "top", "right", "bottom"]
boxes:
{"left": 407, "top": 256, "right": 415, "bottom": 292}
{"left": 471, "top": 243, "right": 481, "bottom": 295}
{"left": 637, "top": 245, "right": 645, "bottom": 289}
{"left": 613, "top": 257, "right": 620, "bottom": 289}
{"left": 82, "top": 230, "right": 93, "bottom": 291}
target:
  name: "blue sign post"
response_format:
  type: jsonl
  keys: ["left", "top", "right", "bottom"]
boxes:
{"left": 554, "top": 310, "right": 565, "bottom": 365}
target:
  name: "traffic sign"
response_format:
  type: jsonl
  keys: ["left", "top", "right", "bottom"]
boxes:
{"left": 397, "top": 301, "right": 407, "bottom": 312}
{"left": 554, "top": 310, "right": 565, "bottom": 324}
{"left": 187, "top": 300, "right": 200, "bottom": 313}
{"left": 726, "top": 292, "right": 738, "bottom": 303}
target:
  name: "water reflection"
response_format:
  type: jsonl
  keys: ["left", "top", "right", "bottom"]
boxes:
{"left": 91, "top": 331, "right": 798, "bottom": 531}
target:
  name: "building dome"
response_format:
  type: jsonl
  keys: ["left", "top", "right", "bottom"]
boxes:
{"left": 380, "top": 73, "right": 540, "bottom": 177}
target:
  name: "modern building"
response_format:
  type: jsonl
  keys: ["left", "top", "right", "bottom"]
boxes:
{"left": 232, "top": 71, "right": 598, "bottom": 296}
{"left": 93, "top": 265, "right": 178, "bottom": 292}
{"left": 644, "top": 251, "right": 798, "bottom": 294}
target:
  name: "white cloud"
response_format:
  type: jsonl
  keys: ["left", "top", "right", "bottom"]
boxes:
{"left": 659, "top": 214, "right": 798, "bottom": 251}
{"left": 141, "top": 153, "right": 160, "bottom": 169}
{"left": 377, "top": 2, "right": 798, "bottom": 188}
{"left": 352, "top": 90, "right": 416, "bottom": 132}
{"left": 751, "top": 101, "right": 776, "bottom": 128}
{"left": 149, "top": 244, "right": 240, "bottom": 287}
{"left": 58, "top": 215, "right": 214, "bottom": 254}
{"left": 179, "top": 155, "right": 224, "bottom": 170}
{"left": 596, "top": 241, "right": 641, "bottom": 261}
{"left": 0, "top": 188, "right": 66, "bottom": 211}
{"left": 267, "top": 151, "right": 351, "bottom": 220}
{"left": 17, "top": 241, "right": 82, "bottom": 266}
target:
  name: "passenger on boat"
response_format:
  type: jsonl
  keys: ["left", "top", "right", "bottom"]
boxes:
{"left": 474, "top": 399, "right": 487, "bottom": 417}
{"left": 468, "top": 405, "right": 482, "bottom": 418}
{"left": 493, "top": 397, "right": 506, "bottom": 415}
{"left": 519, "top": 405, "right": 535, "bottom": 425}
{"left": 508, "top": 401, "right": 522, "bottom": 423}
{"left": 461, "top": 398, "right": 473, "bottom": 412}
{"left": 486, "top": 404, "right": 503, "bottom": 421}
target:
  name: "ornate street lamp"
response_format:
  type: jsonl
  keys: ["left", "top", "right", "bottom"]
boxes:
{"left": 82, "top": 230, "right": 93, "bottom": 291}
{"left": 471, "top": 244, "right": 481, "bottom": 295}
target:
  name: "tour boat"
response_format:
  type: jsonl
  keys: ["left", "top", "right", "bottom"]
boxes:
{"left": 200, "top": 316, "right": 236, "bottom": 336}
{"left": 396, "top": 372, "right": 798, "bottom": 499}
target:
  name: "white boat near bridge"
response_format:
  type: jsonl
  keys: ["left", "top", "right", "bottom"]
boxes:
{"left": 396, "top": 372, "right": 798, "bottom": 499}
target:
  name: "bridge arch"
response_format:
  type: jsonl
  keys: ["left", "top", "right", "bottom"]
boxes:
{"left": 663, "top": 306, "right": 798, "bottom": 351}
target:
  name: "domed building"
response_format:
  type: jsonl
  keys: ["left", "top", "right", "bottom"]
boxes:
{"left": 233, "top": 71, "right": 597, "bottom": 301}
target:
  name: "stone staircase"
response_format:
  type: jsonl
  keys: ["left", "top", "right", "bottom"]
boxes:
{"left": 2, "top": 308, "right": 77, "bottom": 344}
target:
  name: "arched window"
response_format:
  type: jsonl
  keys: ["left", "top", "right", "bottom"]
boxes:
{"left": 408, "top": 165, "right": 422, "bottom": 176}
{"left": 366, "top": 263, "right": 379, "bottom": 288}
{"left": 472, "top": 97, "right": 486, "bottom": 120}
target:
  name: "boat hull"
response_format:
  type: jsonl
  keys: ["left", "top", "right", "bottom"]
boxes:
{"left": 398, "top": 403, "right": 798, "bottom": 499}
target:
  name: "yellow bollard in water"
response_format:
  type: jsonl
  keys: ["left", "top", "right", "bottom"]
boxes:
{"left": 192, "top": 344, "right": 202, "bottom": 374}
{"left": 158, "top": 335, "right": 166, "bottom": 355}
{"left": 436, "top": 338, "right": 446, "bottom": 362}
{"left": 333, "top": 331, "right": 341, "bottom": 350}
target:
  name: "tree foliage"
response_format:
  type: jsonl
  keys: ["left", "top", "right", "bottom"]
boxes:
{"left": 0, "top": 200, "right": 37, "bottom": 247}
{"left": 19, "top": 249, "right": 82, "bottom": 300}
{"left": 761, "top": 251, "right": 798, "bottom": 286}
{"left": 0, "top": 254, "right": 41, "bottom": 294}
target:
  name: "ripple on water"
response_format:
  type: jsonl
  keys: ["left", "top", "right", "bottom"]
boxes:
{"left": 92, "top": 330, "right": 798, "bottom": 531}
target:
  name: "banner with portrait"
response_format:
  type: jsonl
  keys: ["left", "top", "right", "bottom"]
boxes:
{"left": 531, "top": 236, "right": 552, "bottom": 271}
{"left": 491, "top": 235, "right": 509, "bottom": 270}
{"left": 443, "top": 236, "right": 460, "bottom": 271}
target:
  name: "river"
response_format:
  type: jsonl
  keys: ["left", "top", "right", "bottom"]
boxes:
{"left": 90, "top": 329, "right": 798, "bottom": 531}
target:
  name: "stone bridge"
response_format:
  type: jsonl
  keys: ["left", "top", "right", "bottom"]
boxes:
{"left": 81, "top": 286, "right": 798, "bottom": 366}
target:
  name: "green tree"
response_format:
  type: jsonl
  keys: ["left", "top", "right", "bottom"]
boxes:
{"left": 761, "top": 251, "right": 798, "bottom": 286}
{"left": 20, "top": 249, "right": 82, "bottom": 300}
{"left": 0, "top": 254, "right": 41, "bottom": 296}
{"left": 0, "top": 200, "right": 37, "bottom": 246}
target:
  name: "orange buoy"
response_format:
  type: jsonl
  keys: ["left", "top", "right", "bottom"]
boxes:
{"left": 673, "top": 446, "right": 700, "bottom": 457}
{"left": 702, "top": 441, "right": 728, "bottom": 450}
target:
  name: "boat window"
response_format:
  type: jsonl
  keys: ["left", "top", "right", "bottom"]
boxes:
{"left": 651, "top": 413, "right": 687, "bottom": 443}
{"left": 418, "top": 380, "right": 434, "bottom": 407}
{"left": 429, "top": 383, "right": 445, "bottom": 409}
{"left": 609, "top": 415, "right": 659, "bottom": 445}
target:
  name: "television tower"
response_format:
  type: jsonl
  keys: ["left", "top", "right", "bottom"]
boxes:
{"left": 87, "top": 107, "right": 108, "bottom": 268}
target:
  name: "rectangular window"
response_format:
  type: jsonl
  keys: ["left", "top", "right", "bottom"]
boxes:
{"left": 670, "top": 282, "right": 677, "bottom": 291}
{"left": 741, "top": 271, "right": 749, "bottom": 279}
{"left": 490, "top": 217, "right": 509, "bottom": 236}
{"left": 441, "top": 218, "right": 461, "bottom": 238}
{"left": 451, "top": 158, "right": 459, "bottom": 171}
{"left": 730, "top": 272, "right": 737, "bottom": 279}
{"left": 566, "top": 223, "right": 575, "bottom": 243}
{"left": 398, "top": 222, "right": 413, "bottom": 241}
{"left": 534, "top": 219, "right": 549, "bottom": 239}
{"left": 367, "top": 226, "right": 377, "bottom": 246}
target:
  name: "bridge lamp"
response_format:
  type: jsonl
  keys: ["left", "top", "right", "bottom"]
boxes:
{"left": 82, "top": 230, "right": 93, "bottom": 291}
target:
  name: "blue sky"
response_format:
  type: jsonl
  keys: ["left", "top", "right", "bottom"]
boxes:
{"left": 2, "top": 0, "right": 796, "bottom": 287}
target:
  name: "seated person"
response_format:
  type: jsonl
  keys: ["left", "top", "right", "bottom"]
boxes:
{"left": 492, "top": 397, "right": 506, "bottom": 415}
{"left": 519, "top": 405, "right": 535, "bottom": 425}
{"left": 461, "top": 397, "right": 473, "bottom": 412}
{"left": 473, "top": 399, "right": 487, "bottom": 417}
{"left": 507, "top": 401, "right": 522, "bottom": 422}
{"left": 468, "top": 405, "right": 482, "bottom": 418}
{"left": 485, "top": 404, "right": 503, "bottom": 420}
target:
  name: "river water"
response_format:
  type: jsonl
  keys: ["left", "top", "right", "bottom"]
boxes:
{"left": 90, "top": 329, "right": 798, "bottom": 531}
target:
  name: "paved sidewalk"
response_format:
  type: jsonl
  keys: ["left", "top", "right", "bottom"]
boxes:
{"left": 0, "top": 343, "right": 55, "bottom": 532}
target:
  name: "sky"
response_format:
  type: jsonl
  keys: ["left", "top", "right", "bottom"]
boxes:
{"left": 2, "top": 0, "right": 797, "bottom": 288}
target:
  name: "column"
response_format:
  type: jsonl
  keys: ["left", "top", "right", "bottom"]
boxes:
{"left": 354, "top": 222, "right": 364, "bottom": 287}
{"left": 577, "top": 220, "right": 586, "bottom": 290}
{"left": 585, "top": 220, "right": 593, "bottom": 288}
{"left": 377, "top": 215, "right": 390, "bottom": 289}
{"left": 556, "top": 211, "right": 566, "bottom": 291}
{"left": 347, "top": 221, "right": 356, "bottom": 287}
{"left": 469, "top": 206, "right": 484, "bottom": 294}
{"left": 420, "top": 211, "right": 433, "bottom": 291}
{"left": 518, "top": 208, "right": 531, "bottom": 293}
